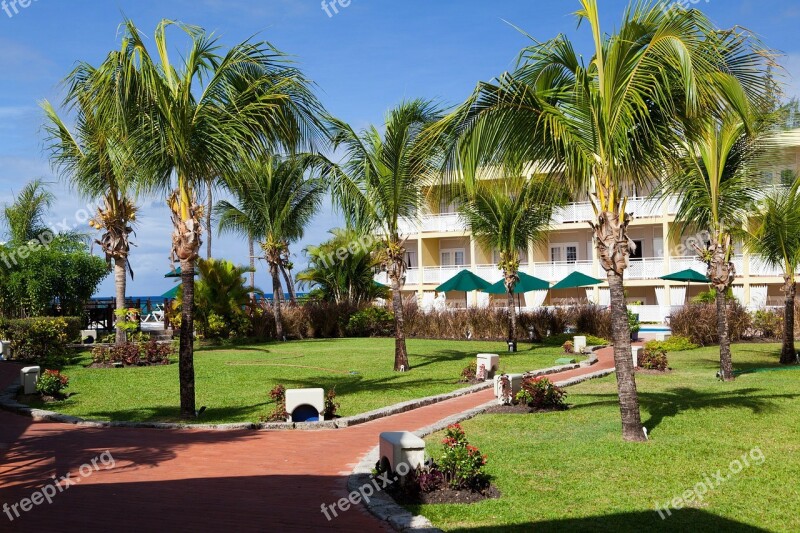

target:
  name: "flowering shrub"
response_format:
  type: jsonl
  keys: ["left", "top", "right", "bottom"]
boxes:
{"left": 36, "top": 369, "right": 69, "bottom": 397}
{"left": 639, "top": 347, "right": 669, "bottom": 371}
{"left": 262, "top": 384, "right": 289, "bottom": 422}
{"left": 516, "top": 377, "right": 567, "bottom": 410}
{"left": 562, "top": 340, "right": 574, "bottom": 354}
{"left": 91, "top": 341, "right": 173, "bottom": 367}
{"left": 438, "top": 424, "right": 489, "bottom": 490}
{"left": 459, "top": 361, "right": 477, "bottom": 382}
{"left": 324, "top": 387, "right": 340, "bottom": 419}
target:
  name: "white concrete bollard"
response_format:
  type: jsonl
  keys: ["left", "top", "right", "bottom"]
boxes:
{"left": 493, "top": 373, "right": 524, "bottom": 404}
{"left": 20, "top": 366, "right": 40, "bottom": 395}
{"left": 379, "top": 431, "right": 426, "bottom": 476}
{"left": 631, "top": 346, "right": 643, "bottom": 368}
{"left": 476, "top": 354, "right": 500, "bottom": 380}
{"left": 573, "top": 336, "right": 587, "bottom": 354}
{"left": 285, "top": 388, "right": 325, "bottom": 422}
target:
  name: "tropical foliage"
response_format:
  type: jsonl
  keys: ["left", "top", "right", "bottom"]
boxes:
{"left": 216, "top": 155, "right": 326, "bottom": 340}
{"left": 432, "top": 0, "right": 769, "bottom": 440}
{"left": 2, "top": 179, "right": 54, "bottom": 244}
{"left": 297, "top": 228, "right": 388, "bottom": 305}
{"left": 329, "top": 99, "right": 443, "bottom": 371}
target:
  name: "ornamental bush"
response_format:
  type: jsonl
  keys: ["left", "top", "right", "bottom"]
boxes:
{"left": 0, "top": 316, "right": 81, "bottom": 366}
{"left": 639, "top": 347, "right": 669, "bottom": 371}
{"left": 438, "top": 424, "right": 489, "bottom": 490}
{"left": 346, "top": 307, "right": 394, "bottom": 337}
{"left": 36, "top": 369, "right": 69, "bottom": 397}
{"left": 516, "top": 377, "right": 567, "bottom": 409}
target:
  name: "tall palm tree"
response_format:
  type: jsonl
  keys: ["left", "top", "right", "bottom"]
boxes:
{"left": 747, "top": 183, "right": 800, "bottom": 364}
{"left": 432, "top": 0, "right": 768, "bottom": 440}
{"left": 659, "top": 102, "right": 765, "bottom": 381}
{"left": 89, "top": 20, "right": 326, "bottom": 418}
{"left": 2, "top": 179, "right": 54, "bottom": 244}
{"left": 216, "top": 155, "right": 325, "bottom": 340}
{"left": 457, "top": 175, "right": 557, "bottom": 344}
{"left": 42, "top": 76, "right": 138, "bottom": 346}
{"left": 329, "top": 99, "right": 443, "bottom": 371}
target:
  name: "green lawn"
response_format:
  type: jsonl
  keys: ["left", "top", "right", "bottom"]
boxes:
{"left": 411, "top": 343, "right": 800, "bottom": 532}
{"left": 26, "top": 338, "right": 565, "bottom": 424}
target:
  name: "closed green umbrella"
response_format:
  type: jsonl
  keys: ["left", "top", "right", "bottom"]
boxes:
{"left": 551, "top": 271, "right": 603, "bottom": 290}
{"left": 435, "top": 270, "right": 492, "bottom": 308}
{"left": 660, "top": 269, "right": 710, "bottom": 283}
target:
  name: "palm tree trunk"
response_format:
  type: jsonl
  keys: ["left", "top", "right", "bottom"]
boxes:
{"left": 249, "top": 236, "right": 256, "bottom": 304}
{"left": 114, "top": 257, "right": 127, "bottom": 345}
{"left": 179, "top": 258, "right": 196, "bottom": 418}
{"left": 205, "top": 185, "right": 212, "bottom": 260}
{"left": 279, "top": 264, "right": 297, "bottom": 306}
{"left": 781, "top": 275, "right": 796, "bottom": 365}
{"left": 608, "top": 270, "right": 646, "bottom": 441}
{"left": 390, "top": 274, "right": 409, "bottom": 371}
{"left": 504, "top": 268, "right": 517, "bottom": 344}
{"left": 716, "top": 290, "right": 734, "bottom": 380}
{"left": 270, "top": 262, "right": 284, "bottom": 340}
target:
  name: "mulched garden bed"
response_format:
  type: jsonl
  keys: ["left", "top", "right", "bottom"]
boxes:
{"left": 17, "top": 392, "right": 69, "bottom": 404}
{"left": 387, "top": 483, "right": 501, "bottom": 505}
{"left": 483, "top": 403, "right": 569, "bottom": 415}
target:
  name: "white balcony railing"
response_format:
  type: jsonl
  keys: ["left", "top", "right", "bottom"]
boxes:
{"left": 530, "top": 261, "right": 595, "bottom": 282}
{"left": 627, "top": 257, "right": 665, "bottom": 280}
{"left": 422, "top": 266, "right": 467, "bottom": 286}
{"left": 473, "top": 264, "right": 505, "bottom": 283}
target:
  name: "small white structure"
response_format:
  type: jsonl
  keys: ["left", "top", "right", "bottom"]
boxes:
{"left": 20, "top": 366, "right": 40, "bottom": 395}
{"left": 379, "top": 431, "right": 426, "bottom": 475}
{"left": 632, "top": 346, "right": 643, "bottom": 367}
{"left": 655, "top": 332, "right": 672, "bottom": 342}
{"left": 573, "top": 336, "right": 587, "bottom": 354}
{"left": 0, "top": 340, "right": 10, "bottom": 360}
{"left": 81, "top": 329, "right": 100, "bottom": 344}
{"left": 285, "top": 388, "right": 325, "bottom": 423}
{"left": 476, "top": 354, "right": 500, "bottom": 380}
{"left": 493, "top": 373, "right": 524, "bottom": 404}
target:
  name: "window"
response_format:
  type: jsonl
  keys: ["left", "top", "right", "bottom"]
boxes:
{"left": 550, "top": 243, "right": 579, "bottom": 263}
{"left": 441, "top": 248, "right": 465, "bottom": 266}
{"left": 566, "top": 246, "right": 577, "bottom": 263}
{"left": 439, "top": 199, "right": 459, "bottom": 214}
{"left": 404, "top": 251, "right": 418, "bottom": 269}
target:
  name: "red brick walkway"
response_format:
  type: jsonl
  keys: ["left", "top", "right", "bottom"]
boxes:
{"left": 0, "top": 349, "right": 615, "bottom": 532}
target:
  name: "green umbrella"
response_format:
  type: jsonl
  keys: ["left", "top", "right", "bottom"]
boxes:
{"left": 164, "top": 267, "right": 182, "bottom": 278}
{"left": 485, "top": 272, "right": 550, "bottom": 294}
{"left": 660, "top": 269, "right": 710, "bottom": 283}
{"left": 551, "top": 271, "right": 603, "bottom": 290}
{"left": 161, "top": 285, "right": 180, "bottom": 299}
{"left": 435, "top": 270, "right": 492, "bottom": 308}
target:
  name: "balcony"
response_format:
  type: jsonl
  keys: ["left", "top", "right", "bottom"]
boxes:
{"left": 530, "top": 261, "right": 595, "bottom": 282}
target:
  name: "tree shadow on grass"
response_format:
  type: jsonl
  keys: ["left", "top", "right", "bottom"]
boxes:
{"left": 573, "top": 387, "right": 800, "bottom": 435}
{"left": 447, "top": 509, "right": 769, "bottom": 532}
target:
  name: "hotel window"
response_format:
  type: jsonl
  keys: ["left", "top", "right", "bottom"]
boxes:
{"left": 551, "top": 243, "right": 578, "bottom": 263}
{"left": 630, "top": 240, "right": 643, "bottom": 261}
{"left": 404, "top": 251, "right": 418, "bottom": 269}
{"left": 441, "top": 249, "right": 465, "bottom": 266}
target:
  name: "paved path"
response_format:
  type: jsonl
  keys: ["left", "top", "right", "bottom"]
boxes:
{"left": 0, "top": 348, "right": 615, "bottom": 532}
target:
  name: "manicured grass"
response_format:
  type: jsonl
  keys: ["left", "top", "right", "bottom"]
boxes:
{"left": 412, "top": 343, "right": 800, "bottom": 532}
{"left": 25, "top": 338, "right": 565, "bottom": 424}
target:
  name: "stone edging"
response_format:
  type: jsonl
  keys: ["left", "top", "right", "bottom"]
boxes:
{"left": 0, "top": 361, "right": 585, "bottom": 431}
{"left": 350, "top": 365, "right": 616, "bottom": 532}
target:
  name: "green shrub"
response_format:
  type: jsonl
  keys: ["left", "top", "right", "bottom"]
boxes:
{"left": 644, "top": 335, "right": 698, "bottom": 353}
{"left": 438, "top": 424, "right": 489, "bottom": 490}
{"left": 639, "top": 348, "right": 669, "bottom": 371}
{"left": 36, "top": 369, "right": 69, "bottom": 397}
{"left": 627, "top": 308, "right": 640, "bottom": 334}
{"left": 346, "top": 307, "right": 394, "bottom": 337}
{"left": 752, "top": 309, "right": 783, "bottom": 340}
{"left": 91, "top": 341, "right": 173, "bottom": 367}
{"left": 0, "top": 316, "right": 80, "bottom": 366}
{"left": 516, "top": 377, "right": 567, "bottom": 409}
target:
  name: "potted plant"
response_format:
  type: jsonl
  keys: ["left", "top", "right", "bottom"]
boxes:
{"left": 627, "top": 308, "right": 640, "bottom": 341}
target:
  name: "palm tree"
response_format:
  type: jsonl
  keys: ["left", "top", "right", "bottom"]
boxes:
{"left": 659, "top": 103, "right": 765, "bottom": 381}
{"left": 3, "top": 179, "right": 54, "bottom": 243}
{"left": 298, "top": 228, "right": 388, "bottom": 305}
{"left": 329, "top": 99, "right": 443, "bottom": 371}
{"left": 194, "top": 258, "right": 259, "bottom": 339}
{"left": 747, "top": 183, "right": 800, "bottom": 364}
{"left": 432, "top": 1, "right": 768, "bottom": 440}
{"left": 89, "top": 20, "right": 326, "bottom": 418}
{"left": 216, "top": 155, "right": 325, "bottom": 340}
{"left": 42, "top": 76, "right": 138, "bottom": 346}
{"left": 457, "top": 175, "right": 556, "bottom": 344}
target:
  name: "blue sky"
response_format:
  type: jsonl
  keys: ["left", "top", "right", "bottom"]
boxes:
{"left": 1, "top": 0, "right": 799, "bottom": 297}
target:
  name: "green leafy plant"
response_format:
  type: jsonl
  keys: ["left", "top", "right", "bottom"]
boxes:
{"left": 438, "top": 424, "right": 489, "bottom": 490}
{"left": 627, "top": 309, "right": 640, "bottom": 335}
{"left": 459, "top": 361, "right": 477, "bottom": 382}
{"left": 36, "top": 369, "right": 69, "bottom": 397}
{"left": 262, "top": 384, "right": 289, "bottom": 422}
{"left": 644, "top": 336, "right": 699, "bottom": 353}
{"left": 346, "top": 307, "right": 395, "bottom": 337}
{"left": 516, "top": 377, "right": 567, "bottom": 410}
{"left": 0, "top": 317, "right": 81, "bottom": 366}
{"left": 639, "top": 348, "right": 669, "bottom": 371}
